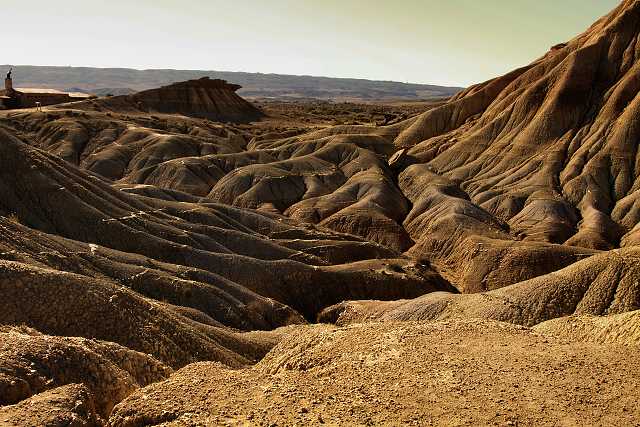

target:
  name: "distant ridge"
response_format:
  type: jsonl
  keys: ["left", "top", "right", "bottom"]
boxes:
{"left": 0, "top": 65, "right": 463, "bottom": 101}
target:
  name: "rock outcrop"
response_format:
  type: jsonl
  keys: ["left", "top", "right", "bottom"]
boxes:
{"left": 75, "top": 77, "right": 264, "bottom": 123}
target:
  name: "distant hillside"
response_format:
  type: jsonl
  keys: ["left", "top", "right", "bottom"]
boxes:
{"left": 1, "top": 65, "right": 462, "bottom": 101}
{"left": 65, "top": 87, "right": 136, "bottom": 97}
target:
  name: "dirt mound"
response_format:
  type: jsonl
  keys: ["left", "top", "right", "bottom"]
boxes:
{"left": 534, "top": 310, "right": 640, "bottom": 345}
{"left": 0, "top": 260, "right": 284, "bottom": 368}
{"left": 0, "top": 326, "right": 171, "bottom": 418}
{"left": 0, "top": 384, "right": 102, "bottom": 427}
{"left": 320, "top": 247, "right": 640, "bottom": 326}
{"left": 74, "top": 77, "right": 264, "bottom": 123}
{"left": 109, "top": 320, "right": 640, "bottom": 426}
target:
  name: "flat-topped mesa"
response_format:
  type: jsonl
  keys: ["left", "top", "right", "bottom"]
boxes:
{"left": 156, "top": 77, "right": 243, "bottom": 92}
{"left": 128, "top": 77, "right": 264, "bottom": 122}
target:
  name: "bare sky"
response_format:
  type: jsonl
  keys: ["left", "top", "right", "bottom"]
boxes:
{"left": 2, "top": 0, "right": 620, "bottom": 86}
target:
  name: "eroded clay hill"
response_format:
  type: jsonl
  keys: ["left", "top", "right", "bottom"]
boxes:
{"left": 73, "top": 77, "right": 265, "bottom": 123}
{"left": 2, "top": 1, "right": 640, "bottom": 425}
{"left": 393, "top": 0, "right": 640, "bottom": 276}
{"left": 0, "top": 128, "right": 454, "bottom": 321}
{"left": 0, "top": 125, "right": 454, "bottom": 423}
{"left": 9, "top": 1, "right": 640, "bottom": 293}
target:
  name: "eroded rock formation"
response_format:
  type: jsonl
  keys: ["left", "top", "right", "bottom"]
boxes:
{"left": 73, "top": 77, "right": 264, "bottom": 123}
{"left": 2, "top": 1, "right": 640, "bottom": 424}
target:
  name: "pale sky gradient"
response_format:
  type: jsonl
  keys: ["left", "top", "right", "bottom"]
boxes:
{"left": 2, "top": 0, "right": 621, "bottom": 86}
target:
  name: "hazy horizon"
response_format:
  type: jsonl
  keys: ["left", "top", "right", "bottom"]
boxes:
{"left": 3, "top": 0, "right": 620, "bottom": 87}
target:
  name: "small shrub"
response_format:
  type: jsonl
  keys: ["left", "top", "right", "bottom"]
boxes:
{"left": 6, "top": 213, "right": 21, "bottom": 224}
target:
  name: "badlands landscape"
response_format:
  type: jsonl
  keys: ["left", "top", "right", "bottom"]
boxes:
{"left": 1, "top": 1, "right": 640, "bottom": 426}
{"left": 0, "top": 66, "right": 462, "bottom": 102}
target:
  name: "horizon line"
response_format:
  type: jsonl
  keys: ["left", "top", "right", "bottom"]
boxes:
{"left": 1, "top": 63, "right": 468, "bottom": 89}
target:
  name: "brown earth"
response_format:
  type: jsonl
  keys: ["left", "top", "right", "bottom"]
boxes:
{"left": 2, "top": 1, "right": 640, "bottom": 425}
{"left": 109, "top": 319, "right": 640, "bottom": 426}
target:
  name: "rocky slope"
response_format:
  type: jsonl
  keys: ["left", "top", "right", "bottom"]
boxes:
{"left": 12, "top": 0, "right": 640, "bottom": 293}
{"left": 320, "top": 247, "right": 640, "bottom": 326}
{"left": 0, "top": 122, "right": 454, "bottom": 424}
{"left": 2, "top": 1, "right": 640, "bottom": 425}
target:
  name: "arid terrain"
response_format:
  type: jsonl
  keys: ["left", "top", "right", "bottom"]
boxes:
{"left": 0, "top": 66, "right": 462, "bottom": 102}
{"left": 1, "top": 1, "right": 640, "bottom": 426}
